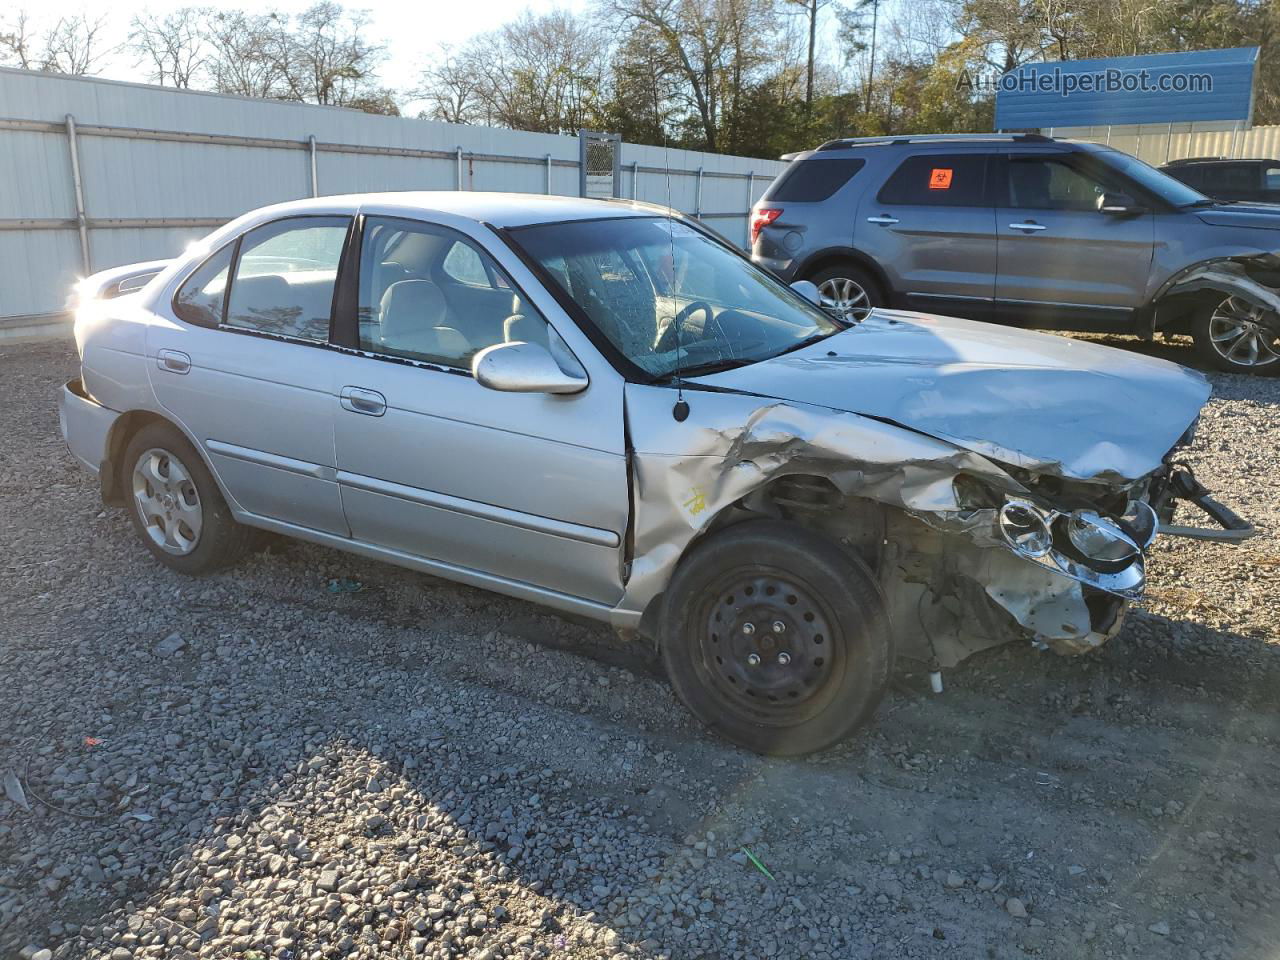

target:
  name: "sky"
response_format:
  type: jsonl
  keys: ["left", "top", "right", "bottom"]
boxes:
{"left": 15, "top": 0, "right": 594, "bottom": 114}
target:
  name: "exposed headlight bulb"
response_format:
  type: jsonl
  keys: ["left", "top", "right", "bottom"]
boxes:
{"left": 1066, "top": 510, "right": 1139, "bottom": 564}
{"left": 998, "top": 500, "right": 1053, "bottom": 558}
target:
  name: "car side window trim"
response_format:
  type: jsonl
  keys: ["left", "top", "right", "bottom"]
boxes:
{"left": 345, "top": 213, "right": 581, "bottom": 378}
{"left": 170, "top": 214, "right": 355, "bottom": 347}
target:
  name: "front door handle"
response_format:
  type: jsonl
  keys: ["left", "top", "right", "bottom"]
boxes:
{"left": 866, "top": 214, "right": 900, "bottom": 225}
{"left": 1009, "top": 221, "right": 1047, "bottom": 232}
{"left": 340, "top": 385, "right": 386, "bottom": 417}
{"left": 156, "top": 349, "right": 191, "bottom": 374}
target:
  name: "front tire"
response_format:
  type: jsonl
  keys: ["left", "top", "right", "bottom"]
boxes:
{"left": 122, "top": 422, "right": 254, "bottom": 574}
{"left": 660, "top": 520, "right": 893, "bottom": 756}
{"left": 809, "top": 263, "right": 883, "bottom": 322}
{"left": 1191, "top": 295, "right": 1280, "bottom": 373}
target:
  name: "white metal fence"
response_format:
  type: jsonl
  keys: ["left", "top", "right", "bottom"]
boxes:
{"left": 1052, "top": 121, "right": 1280, "bottom": 167}
{"left": 0, "top": 67, "right": 785, "bottom": 326}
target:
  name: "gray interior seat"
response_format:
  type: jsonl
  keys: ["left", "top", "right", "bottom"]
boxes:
{"left": 379, "top": 279, "right": 470, "bottom": 362}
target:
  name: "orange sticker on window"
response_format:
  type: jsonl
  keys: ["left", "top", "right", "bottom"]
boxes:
{"left": 928, "top": 168, "right": 953, "bottom": 190}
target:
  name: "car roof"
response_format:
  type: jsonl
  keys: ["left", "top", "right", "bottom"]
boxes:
{"left": 234, "top": 191, "right": 674, "bottom": 228}
{"left": 780, "top": 133, "right": 1106, "bottom": 162}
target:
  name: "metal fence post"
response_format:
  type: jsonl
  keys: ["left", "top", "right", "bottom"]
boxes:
{"left": 64, "top": 114, "right": 91, "bottom": 275}
{"left": 456, "top": 146, "right": 464, "bottom": 190}
{"left": 632, "top": 160, "right": 639, "bottom": 199}
{"left": 545, "top": 153, "right": 552, "bottom": 194}
{"left": 694, "top": 166, "right": 703, "bottom": 219}
{"left": 1164, "top": 121, "right": 1174, "bottom": 163}
{"left": 308, "top": 135, "right": 319, "bottom": 197}
{"left": 746, "top": 171, "right": 755, "bottom": 246}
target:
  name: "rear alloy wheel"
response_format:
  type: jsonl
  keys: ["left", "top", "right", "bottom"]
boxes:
{"left": 1192, "top": 295, "right": 1280, "bottom": 373}
{"left": 661, "top": 520, "right": 893, "bottom": 756}
{"left": 809, "top": 264, "right": 882, "bottom": 322}
{"left": 122, "top": 422, "right": 255, "bottom": 574}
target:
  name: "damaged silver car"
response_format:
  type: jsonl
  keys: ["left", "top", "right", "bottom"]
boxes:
{"left": 59, "top": 193, "right": 1252, "bottom": 755}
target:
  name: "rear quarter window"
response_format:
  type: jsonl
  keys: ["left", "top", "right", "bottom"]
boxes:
{"left": 878, "top": 154, "right": 989, "bottom": 206}
{"left": 765, "top": 158, "right": 866, "bottom": 202}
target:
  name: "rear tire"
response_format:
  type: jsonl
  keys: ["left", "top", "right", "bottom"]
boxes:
{"left": 1190, "top": 295, "right": 1280, "bottom": 373}
{"left": 122, "top": 422, "right": 254, "bottom": 574}
{"left": 809, "top": 263, "right": 883, "bottom": 322}
{"left": 660, "top": 520, "right": 893, "bottom": 756}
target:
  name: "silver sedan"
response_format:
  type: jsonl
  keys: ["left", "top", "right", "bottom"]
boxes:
{"left": 60, "top": 192, "right": 1250, "bottom": 755}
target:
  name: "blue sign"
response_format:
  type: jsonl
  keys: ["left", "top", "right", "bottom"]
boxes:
{"left": 993, "top": 47, "right": 1258, "bottom": 130}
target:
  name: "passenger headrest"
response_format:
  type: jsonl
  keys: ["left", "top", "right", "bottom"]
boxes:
{"left": 380, "top": 279, "right": 447, "bottom": 336}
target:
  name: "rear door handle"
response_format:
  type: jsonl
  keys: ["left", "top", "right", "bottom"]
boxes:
{"left": 156, "top": 349, "right": 191, "bottom": 374}
{"left": 866, "top": 215, "right": 900, "bottom": 225}
{"left": 340, "top": 385, "right": 386, "bottom": 417}
{"left": 1009, "top": 221, "right": 1047, "bottom": 232}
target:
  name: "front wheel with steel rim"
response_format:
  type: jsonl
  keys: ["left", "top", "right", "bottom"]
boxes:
{"left": 1192, "top": 295, "right": 1280, "bottom": 373}
{"left": 809, "top": 263, "right": 883, "bottom": 323}
{"left": 661, "top": 520, "right": 893, "bottom": 756}
{"left": 122, "top": 422, "right": 255, "bottom": 574}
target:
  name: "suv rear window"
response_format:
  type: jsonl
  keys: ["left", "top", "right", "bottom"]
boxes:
{"left": 765, "top": 158, "right": 865, "bottom": 202}
{"left": 878, "top": 154, "right": 988, "bottom": 206}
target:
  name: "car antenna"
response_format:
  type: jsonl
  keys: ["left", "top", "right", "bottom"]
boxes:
{"left": 662, "top": 131, "right": 690, "bottom": 423}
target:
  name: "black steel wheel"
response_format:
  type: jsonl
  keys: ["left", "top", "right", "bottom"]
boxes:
{"left": 661, "top": 520, "right": 892, "bottom": 755}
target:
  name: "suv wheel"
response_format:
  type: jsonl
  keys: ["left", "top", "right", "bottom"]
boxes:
{"left": 122, "top": 422, "right": 256, "bottom": 574}
{"left": 809, "top": 264, "right": 882, "bottom": 322}
{"left": 660, "top": 520, "right": 893, "bottom": 756}
{"left": 1192, "top": 295, "right": 1280, "bottom": 373}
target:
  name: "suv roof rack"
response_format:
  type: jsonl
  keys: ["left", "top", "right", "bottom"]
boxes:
{"left": 812, "top": 132, "right": 1055, "bottom": 152}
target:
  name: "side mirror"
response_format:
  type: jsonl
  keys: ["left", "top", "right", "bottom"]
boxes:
{"left": 472, "top": 340, "right": 588, "bottom": 395}
{"left": 790, "top": 279, "right": 822, "bottom": 306}
{"left": 1098, "top": 192, "right": 1143, "bottom": 215}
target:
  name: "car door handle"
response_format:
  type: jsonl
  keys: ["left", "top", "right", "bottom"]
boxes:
{"left": 340, "top": 386, "right": 386, "bottom": 417}
{"left": 866, "top": 215, "right": 900, "bottom": 225}
{"left": 156, "top": 349, "right": 191, "bottom": 374}
{"left": 1008, "top": 221, "right": 1047, "bottom": 232}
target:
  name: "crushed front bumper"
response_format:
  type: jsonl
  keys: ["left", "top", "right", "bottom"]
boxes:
{"left": 59, "top": 378, "right": 119, "bottom": 477}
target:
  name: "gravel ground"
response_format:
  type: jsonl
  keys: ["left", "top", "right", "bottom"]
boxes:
{"left": 2, "top": 336, "right": 1278, "bottom": 960}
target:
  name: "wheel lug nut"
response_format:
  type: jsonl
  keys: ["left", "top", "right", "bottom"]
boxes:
{"left": 746, "top": 653, "right": 761, "bottom": 666}
{"left": 777, "top": 652, "right": 792, "bottom": 666}
{"left": 742, "top": 623, "right": 755, "bottom": 636}
{"left": 772, "top": 620, "right": 785, "bottom": 633}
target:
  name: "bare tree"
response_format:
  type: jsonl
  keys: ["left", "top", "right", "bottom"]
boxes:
{"left": 129, "top": 8, "right": 210, "bottom": 88}
{"left": 417, "top": 10, "right": 605, "bottom": 133}
{"left": 0, "top": 11, "right": 112, "bottom": 75}
{"left": 784, "top": 0, "right": 836, "bottom": 107}
{"left": 418, "top": 45, "right": 479, "bottom": 123}
{"left": 205, "top": 10, "right": 290, "bottom": 98}
{"left": 0, "top": 11, "right": 36, "bottom": 69}
{"left": 282, "top": 2, "right": 387, "bottom": 107}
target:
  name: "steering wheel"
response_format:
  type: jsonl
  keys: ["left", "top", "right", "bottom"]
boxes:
{"left": 655, "top": 300, "right": 714, "bottom": 354}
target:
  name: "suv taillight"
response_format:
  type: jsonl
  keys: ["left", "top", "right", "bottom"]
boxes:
{"left": 750, "top": 208, "right": 782, "bottom": 245}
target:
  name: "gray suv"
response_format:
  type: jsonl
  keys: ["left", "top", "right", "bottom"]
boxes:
{"left": 751, "top": 134, "right": 1280, "bottom": 373}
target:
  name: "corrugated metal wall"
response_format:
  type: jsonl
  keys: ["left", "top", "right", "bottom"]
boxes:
{"left": 1054, "top": 121, "right": 1280, "bottom": 167}
{"left": 0, "top": 68, "right": 785, "bottom": 323}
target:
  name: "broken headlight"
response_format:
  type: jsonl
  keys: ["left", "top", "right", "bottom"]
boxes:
{"left": 998, "top": 499, "right": 1053, "bottom": 558}
{"left": 1063, "top": 511, "right": 1140, "bottom": 572}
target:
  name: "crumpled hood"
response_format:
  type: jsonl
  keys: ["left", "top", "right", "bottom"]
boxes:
{"left": 693, "top": 309, "right": 1211, "bottom": 482}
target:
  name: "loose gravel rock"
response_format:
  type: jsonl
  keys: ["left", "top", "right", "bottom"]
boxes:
{"left": 2, "top": 336, "right": 1279, "bottom": 959}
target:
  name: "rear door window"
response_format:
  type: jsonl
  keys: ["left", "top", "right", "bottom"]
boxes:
{"left": 765, "top": 158, "right": 866, "bottom": 202}
{"left": 225, "top": 216, "right": 350, "bottom": 341}
{"left": 877, "top": 154, "right": 989, "bottom": 207}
